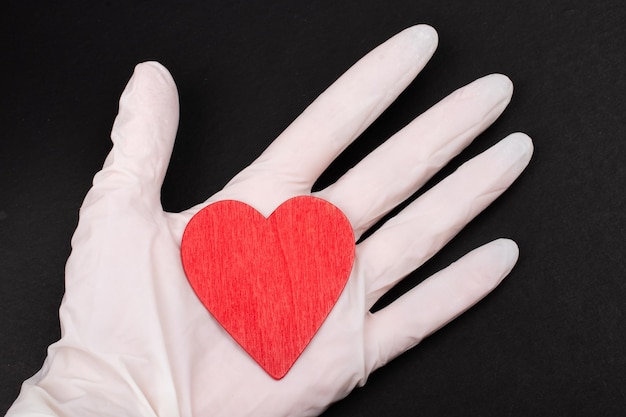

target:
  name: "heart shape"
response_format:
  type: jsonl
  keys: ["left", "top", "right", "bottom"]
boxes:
{"left": 181, "top": 196, "right": 355, "bottom": 379}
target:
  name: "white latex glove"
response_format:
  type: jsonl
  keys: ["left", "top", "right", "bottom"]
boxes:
{"left": 7, "top": 25, "right": 533, "bottom": 417}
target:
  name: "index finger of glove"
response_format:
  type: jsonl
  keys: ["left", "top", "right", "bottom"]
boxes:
{"left": 215, "top": 25, "right": 438, "bottom": 215}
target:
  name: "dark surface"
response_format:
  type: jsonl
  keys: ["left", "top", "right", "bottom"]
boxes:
{"left": 1, "top": 1, "right": 625, "bottom": 416}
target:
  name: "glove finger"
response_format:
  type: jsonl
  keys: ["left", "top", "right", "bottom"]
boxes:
{"left": 315, "top": 74, "right": 513, "bottom": 238}
{"left": 212, "top": 25, "right": 438, "bottom": 216}
{"left": 363, "top": 238, "right": 518, "bottom": 374}
{"left": 357, "top": 132, "right": 533, "bottom": 309}
{"left": 85, "top": 62, "right": 179, "bottom": 213}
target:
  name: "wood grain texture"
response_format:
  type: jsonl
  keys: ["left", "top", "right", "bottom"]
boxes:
{"left": 181, "top": 196, "right": 355, "bottom": 379}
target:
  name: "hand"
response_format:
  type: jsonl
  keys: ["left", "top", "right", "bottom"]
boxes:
{"left": 7, "top": 25, "right": 533, "bottom": 417}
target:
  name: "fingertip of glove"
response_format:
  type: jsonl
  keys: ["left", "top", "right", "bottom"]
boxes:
{"left": 390, "top": 25, "right": 438, "bottom": 60}
{"left": 478, "top": 238, "right": 519, "bottom": 287}
{"left": 404, "top": 24, "right": 439, "bottom": 52}
{"left": 406, "top": 24, "right": 438, "bottom": 41}
{"left": 507, "top": 132, "right": 534, "bottom": 159}
{"left": 494, "top": 132, "right": 534, "bottom": 167}
{"left": 481, "top": 73, "right": 514, "bottom": 97}
{"left": 491, "top": 238, "right": 520, "bottom": 266}
{"left": 133, "top": 61, "right": 176, "bottom": 88}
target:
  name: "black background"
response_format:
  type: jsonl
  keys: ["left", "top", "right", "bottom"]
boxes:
{"left": 2, "top": 1, "right": 625, "bottom": 416}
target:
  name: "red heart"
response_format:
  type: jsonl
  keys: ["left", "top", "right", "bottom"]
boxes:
{"left": 181, "top": 196, "right": 355, "bottom": 379}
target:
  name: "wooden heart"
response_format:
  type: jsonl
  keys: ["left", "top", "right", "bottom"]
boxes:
{"left": 181, "top": 196, "right": 355, "bottom": 379}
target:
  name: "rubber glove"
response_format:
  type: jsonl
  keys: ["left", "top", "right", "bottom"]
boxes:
{"left": 6, "top": 25, "right": 533, "bottom": 417}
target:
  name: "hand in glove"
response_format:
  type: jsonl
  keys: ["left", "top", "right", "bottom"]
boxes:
{"left": 7, "top": 25, "right": 533, "bottom": 417}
